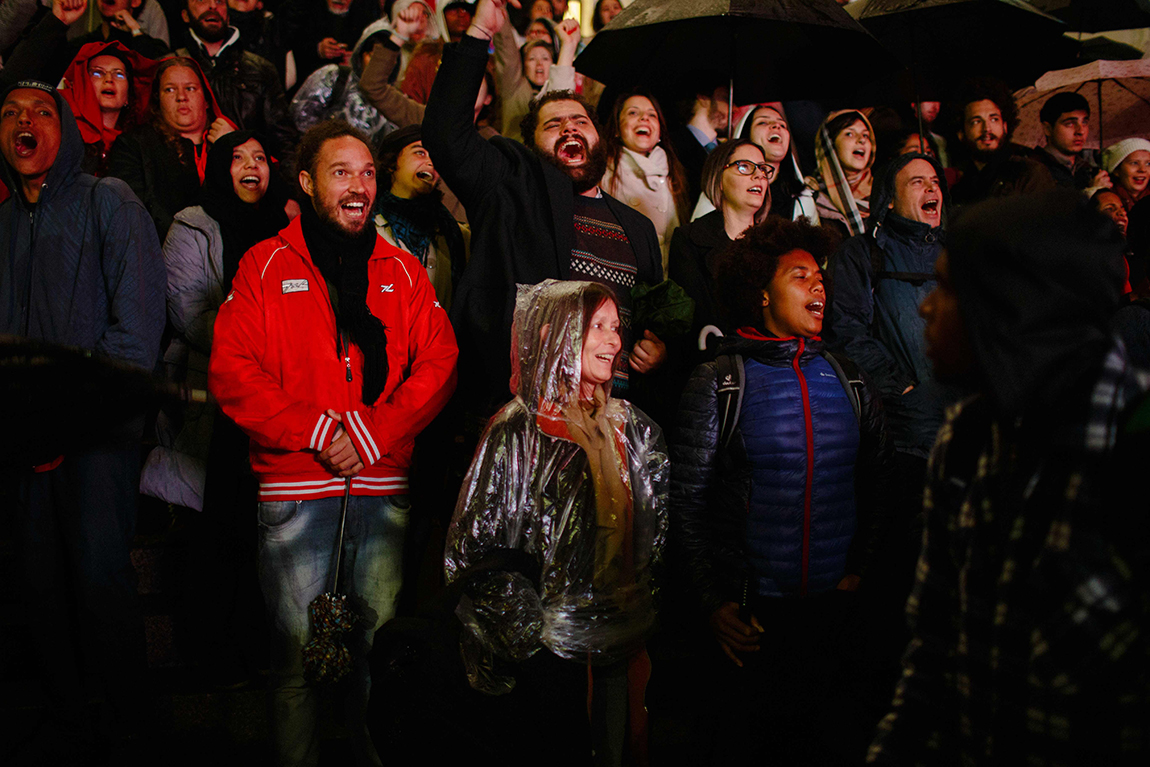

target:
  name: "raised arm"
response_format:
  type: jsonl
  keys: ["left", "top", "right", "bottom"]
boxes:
{"left": 357, "top": 40, "right": 426, "bottom": 129}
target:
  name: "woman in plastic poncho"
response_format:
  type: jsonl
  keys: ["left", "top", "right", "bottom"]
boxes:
{"left": 445, "top": 279, "right": 668, "bottom": 767}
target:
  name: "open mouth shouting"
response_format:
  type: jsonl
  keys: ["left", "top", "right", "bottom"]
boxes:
{"left": 555, "top": 136, "right": 588, "bottom": 166}
{"left": 415, "top": 169, "right": 436, "bottom": 183}
{"left": 239, "top": 174, "right": 262, "bottom": 190}
{"left": 747, "top": 183, "right": 764, "bottom": 197}
{"left": 806, "top": 299, "right": 824, "bottom": 319}
{"left": 340, "top": 195, "right": 369, "bottom": 219}
{"left": 921, "top": 198, "right": 940, "bottom": 215}
{"left": 1132, "top": 174, "right": 1149, "bottom": 189}
{"left": 13, "top": 131, "right": 38, "bottom": 158}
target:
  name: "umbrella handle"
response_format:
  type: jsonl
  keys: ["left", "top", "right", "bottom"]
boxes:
{"left": 330, "top": 477, "right": 352, "bottom": 595}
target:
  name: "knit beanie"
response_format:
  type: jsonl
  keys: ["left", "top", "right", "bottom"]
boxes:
{"left": 1102, "top": 138, "right": 1150, "bottom": 174}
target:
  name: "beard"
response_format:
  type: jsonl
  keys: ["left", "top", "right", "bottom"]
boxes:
{"left": 191, "top": 12, "right": 229, "bottom": 43}
{"left": 968, "top": 132, "right": 1006, "bottom": 164}
{"left": 316, "top": 190, "right": 373, "bottom": 237}
{"left": 537, "top": 134, "right": 608, "bottom": 194}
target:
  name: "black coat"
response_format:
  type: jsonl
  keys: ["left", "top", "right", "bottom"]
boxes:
{"left": 105, "top": 123, "right": 201, "bottom": 240}
{"left": 178, "top": 37, "right": 298, "bottom": 180}
{"left": 423, "top": 35, "right": 663, "bottom": 421}
{"left": 668, "top": 123, "right": 709, "bottom": 206}
{"left": 670, "top": 335, "right": 894, "bottom": 616}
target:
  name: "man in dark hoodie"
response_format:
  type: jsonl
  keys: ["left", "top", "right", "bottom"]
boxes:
{"left": 0, "top": 79, "right": 166, "bottom": 760}
{"left": 868, "top": 190, "right": 1150, "bottom": 765}
{"left": 949, "top": 78, "right": 1056, "bottom": 206}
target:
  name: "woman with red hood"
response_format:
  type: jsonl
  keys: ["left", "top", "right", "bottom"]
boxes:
{"left": 60, "top": 40, "right": 158, "bottom": 177}
{"left": 105, "top": 56, "right": 236, "bottom": 239}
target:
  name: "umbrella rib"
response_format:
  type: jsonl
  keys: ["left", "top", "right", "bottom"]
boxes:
{"left": 1112, "top": 79, "right": 1150, "bottom": 109}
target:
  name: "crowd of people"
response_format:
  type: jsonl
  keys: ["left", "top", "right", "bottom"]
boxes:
{"left": 2, "top": 0, "right": 1149, "bottom": 765}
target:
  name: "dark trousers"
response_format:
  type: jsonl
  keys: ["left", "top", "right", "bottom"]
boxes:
{"left": 702, "top": 591, "right": 864, "bottom": 766}
{"left": 9, "top": 440, "right": 149, "bottom": 740}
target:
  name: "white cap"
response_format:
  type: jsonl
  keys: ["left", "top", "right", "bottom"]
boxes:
{"left": 1101, "top": 138, "right": 1150, "bottom": 174}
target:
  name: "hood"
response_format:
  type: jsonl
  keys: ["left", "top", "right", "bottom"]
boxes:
{"left": 869, "top": 151, "right": 949, "bottom": 231}
{"left": 0, "top": 81, "right": 86, "bottom": 207}
{"left": 60, "top": 41, "right": 159, "bottom": 151}
{"left": 352, "top": 18, "right": 395, "bottom": 77}
{"left": 391, "top": 0, "right": 443, "bottom": 44}
{"left": 948, "top": 190, "right": 1126, "bottom": 419}
{"left": 512, "top": 279, "right": 615, "bottom": 411}
{"left": 813, "top": 109, "right": 875, "bottom": 237}
{"left": 736, "top": 103, "right": 804, "bottom": 190}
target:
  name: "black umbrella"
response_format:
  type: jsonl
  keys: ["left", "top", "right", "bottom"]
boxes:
{"left": 0, "top": 336, "right": 187, "bottom": 467}
{"left": 848, "top": 0, "right": 1071, "bottom": 99}
{"left": 1031, "top": 0, "right": 1150, "bottom": 33}
{"left": 575, "top": 0, "right": 901, "bottom": 121}
{"left": 302, "top": 478, "right": 358, "bottom": 684}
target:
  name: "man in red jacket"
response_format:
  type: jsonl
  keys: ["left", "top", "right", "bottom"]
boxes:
{"left": 209, "top": 120, "right": 457, "bottom": 767}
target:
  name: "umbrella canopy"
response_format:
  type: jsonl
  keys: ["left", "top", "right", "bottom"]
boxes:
{"left": 1013, "top": 59, "right": 1150, "bottom": 150}
{"left": 574, "top": 0, "right": 900, "bottom": 104}
{"left": 1030, "top": 0, "right": 1150, "bottom": 33}
{"left": 848, "top": 0, "right": 1071, "bottom": 97}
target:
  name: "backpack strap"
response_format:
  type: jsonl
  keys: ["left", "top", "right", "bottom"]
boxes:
{"left": 716, "top": 353, "right": 745, "bottom": 449}
{"left": 869, "top": 232, "right": 934, "bottom": 288}
{"left": 821, "top": 351, "right": 864, "bottom": 423}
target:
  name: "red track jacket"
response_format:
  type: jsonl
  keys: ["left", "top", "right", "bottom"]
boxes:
{"left": 209, "top": 217, "right": 458, "bottom": 501}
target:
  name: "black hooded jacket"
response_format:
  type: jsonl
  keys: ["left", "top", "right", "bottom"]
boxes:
{"left": 0, "top": 83, "right": 166, "bottom": 372}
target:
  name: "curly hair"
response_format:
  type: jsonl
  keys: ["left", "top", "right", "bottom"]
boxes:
{"left": 953, "top": 77, "right": 1019, "bottom": 139}
{"left": 520, "top": 90, "right": 600, "bottom": 151}
{"left": 296, "top": 119, "right": 376, "bottom": 181}
{"left": 714, "top": 218, "right": 837, "bottom": 331}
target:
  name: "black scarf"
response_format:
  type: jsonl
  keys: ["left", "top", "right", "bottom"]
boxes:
{"left": 299, "top": 200, "right": 390, "bottom": 407}
{"left": 375, "top": 189, "right": 466, "bottom": 285}
{"left": 199, "top": 131, "right": 289, "bottom": 291}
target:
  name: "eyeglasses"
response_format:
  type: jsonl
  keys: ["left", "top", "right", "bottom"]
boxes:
{"left": 89, "top": 68, "right": 128, "bottom": 82}
{"left": 724, "top": 160, "right": 775, "bottom": 180}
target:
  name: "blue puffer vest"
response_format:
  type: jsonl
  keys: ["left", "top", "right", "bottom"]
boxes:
{"left": 740, "top": 334, "right": 860, "bottom": 597}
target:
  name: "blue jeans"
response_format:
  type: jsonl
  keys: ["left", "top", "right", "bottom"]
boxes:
{"left": 258, "top": 492, "right": 410, "bottom": 767}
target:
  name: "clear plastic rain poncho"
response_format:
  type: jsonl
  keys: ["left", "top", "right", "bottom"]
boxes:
{"left": 445, "top": 280, "right": 669, "bottom": 695}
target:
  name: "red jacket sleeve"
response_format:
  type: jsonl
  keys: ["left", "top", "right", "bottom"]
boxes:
{"left": 341, "top": 256, "right": 458, "bottom": 467}
{"left": 208, "top": 246, "right": 335, "bottom": 452}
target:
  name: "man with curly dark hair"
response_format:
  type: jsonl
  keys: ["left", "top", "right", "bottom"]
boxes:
{"left": 672, "top": 217, "right": 894, "bottom": 764}
{"left": 949, "top": 77, "right": 1055, "bottom": 205}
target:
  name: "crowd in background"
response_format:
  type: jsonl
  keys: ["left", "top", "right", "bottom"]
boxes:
{"left": 2, "top": 0, "right": 1149, "bottom": 765}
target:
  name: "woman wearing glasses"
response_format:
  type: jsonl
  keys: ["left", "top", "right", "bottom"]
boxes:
{"left": 668, "top": 138, "right": 773, "bottom": 368}
{"left": 58, "top": 41, "right": 157, "bottom": 176}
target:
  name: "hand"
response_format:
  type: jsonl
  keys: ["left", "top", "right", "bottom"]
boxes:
{"left": 319, "top": 410, "right": 364, "bottom": 476}
{"left": 556, "top": 18, "right": 580, "bottom": 65}
{"left": 836, "top": 574, "right": 861, "bottom": 592}
{"left": 709, "top": 602, "right": 763, "bottom": 667}
{"left": 109, "top": 8, "right": 142, "bottom": 34}
{"left": 394, "top": 2, "right": 428, "bottom": 42}
{"left": 629, "top": 330, "right": 666, "bottom": 374}
{"left": 284, "top": 199, "right": 301, "bottom": 220}
{"left": 318, "top": 37, "right": 347, "bottom": 61}
{"left": 467, "top": 0, "right": 520, "bottom": 40}
{"left": 52, "top": 0, "right": 88, "bottom": 26}
{"left": 206, "top": 118, "right": 234, "bottom": 144}
{"left": 1091, "top": 169, "right": 1112, "bottom": 189}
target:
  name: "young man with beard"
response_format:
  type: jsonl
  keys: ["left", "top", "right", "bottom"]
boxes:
{"left": 949, "top": 78, "right": 1055, "bottom": 206}
{"left": 0, "top": 79, "right": 166, "bottom": 762}
{"left": 208, "top": 120, "right": 457, "bottom": 767}
{"left": 424, "top": 0, "right": 664, "bottom": 430}
{"left": 1031, "top": 92, "right": 1108, "bottom": 191}
{"left": 177, "top": 0, "right": 298, "bottom": 179}
{"left": 868, "top": 190, "right": 1150, "bottom": 765}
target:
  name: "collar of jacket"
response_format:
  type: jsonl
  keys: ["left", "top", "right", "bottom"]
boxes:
{"left": 880, "top": 212, "right": 944, "bottom": 247}
{"left": 719, "top": 329, "right": 824, "bottom": 367}
{"left": 188, "top": 26, "right": 242, "bottom": 64}
{"left": 687, "top": 209, "right": 730, "bottom": 250}
{"left": 278, "top": 213, "right": 394, "bottom": 267}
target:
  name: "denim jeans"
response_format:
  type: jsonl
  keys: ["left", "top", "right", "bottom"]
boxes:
{"left": 258, "top": 492, "right": 410, "bottom": 767}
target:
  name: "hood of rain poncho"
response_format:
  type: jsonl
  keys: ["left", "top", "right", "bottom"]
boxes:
{"left": 948, "top": 189, "right": 1126, "bottom": 420}
{"left": 812, "top": 109, "right": 875, "bottom": 237}
{"left": 60, "top": 41, "right": 158, "bottom": 152}
{"left": 351, "top": 19, "right": 394, "bottom": 77}
{"left": 445, "top": 279, "right": 668, "bottom": 693}
{"left": 868, "top": 151, "right": 949, "bottom": 232}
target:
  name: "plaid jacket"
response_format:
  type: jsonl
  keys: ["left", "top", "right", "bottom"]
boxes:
{"left": 868, "top": 343, "right": 1150, "bottom": 766}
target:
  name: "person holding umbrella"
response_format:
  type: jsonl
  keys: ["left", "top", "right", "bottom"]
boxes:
{"left": 209, "top": 120, "right": 458, "bottom": 766}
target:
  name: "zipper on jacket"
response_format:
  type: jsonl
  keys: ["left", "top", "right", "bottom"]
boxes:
{"left": 791, "top": 338, "right": 814, "bottom": 597}
{"left": 337, "top": 329, "right": 352, "bottom": 382}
